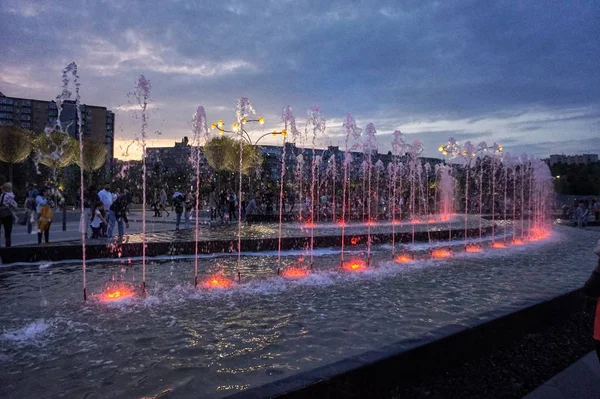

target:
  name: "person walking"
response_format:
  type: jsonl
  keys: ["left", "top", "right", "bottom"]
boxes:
{"left": 583, "top": 237, "right": 600, "bottom": 362}
{"left": 36, "top": 187, "right": 54, "bottom": 245}
{"left": 0, "top": 182, "right": 18, "bottom": 247}
{"left": 98, "top": 182, "right": 115, "bottom": 237}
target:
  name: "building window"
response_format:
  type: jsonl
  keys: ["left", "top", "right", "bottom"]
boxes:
{"left": 22, "top": 100, "right": 31, "bottom": 106}
{"left": 21, "top": 122, "right": 31, "bottom": 128}
{"left": 0, "top": 112, "right": 12, "bottom": 119}
{"left": 21, "top": 115, "right": 31, "bottom": 121}
{"left": 0, "top": 105, "right": 13, "bottom": 112}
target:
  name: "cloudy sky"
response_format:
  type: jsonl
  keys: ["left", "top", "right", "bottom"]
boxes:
{"left": 1, "top": 0, "right": 599, "bottom": 160}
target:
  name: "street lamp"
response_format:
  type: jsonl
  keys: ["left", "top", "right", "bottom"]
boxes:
{"left": 210, "top": 116, "right": 287, "bottom": 146}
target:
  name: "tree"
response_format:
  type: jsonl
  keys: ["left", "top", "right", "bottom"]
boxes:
{"left": 76, "top": 139, "right": 107, "bottom": 184}
{"left": 0, "top": 126, "right": 33, "bottom": 183}
{"left": 32, "top": 130, "right": 78, "bottom": 181}
{"left": 204, "top": 136, "right": 235, "bottom": 173}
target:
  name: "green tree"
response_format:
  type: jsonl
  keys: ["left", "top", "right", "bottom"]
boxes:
{"left": 76, "top": 139, "right": 107, "bottom": 184}
{"left": 32, "top": 130, "right": 78, "bottom": 181}
{"left": 0, "top": 126, "right": 33, "bottom": 183}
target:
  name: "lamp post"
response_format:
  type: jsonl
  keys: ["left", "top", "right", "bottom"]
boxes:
{"left": 210, "top": 117, "right": 288, "bottom": 145}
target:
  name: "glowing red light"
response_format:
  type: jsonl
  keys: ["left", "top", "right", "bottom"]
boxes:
{"left": 202, "top": 274, "right": 233, "bottom": 289}
{"left": 395, "top": 254, "right": 413, "bottom": 263}
{"left": 365, "top": 220, "right": 377, "bottom": 226}
{"left": 529, "top": 227, "right": 551, "bottom": 241}
{"left": 282, "top": 267, "right": 310, "bottom": 279}
{"left": 100, "top": 285, "right": 134, "bottom": 302}
{"left": 440, "top": 214, "right": 453, "bottom": 222}
{"left": 465, "top": 244, "right": 482, "bottom": 253}
{"left": 512, "top": 238, "right": 524, "bottom": 245}
{"left": 337, "top": 221, "right": 347, "bottom": 227}
{"left": 350, "top": 237, "right": 359, "bottom": 245}
{"left": 392, "top": 220, "right": 401, "bottom": 225}
{"left": 427, "top": 218, "right": 436, "bottom": 223}
{"left": 410, "top": 218, "right": 421, "bottom": 224}
{"left": 343, "top": 260, "right": 367, "bottom": 272}
{"left": 303, "top": 223, "right": 317, "bottom": 228}
{"left": 491, "top": 242, "right": 507, "bottom": 249}
{"left": 431, "top": 248, "right": 452, "bottom": 258}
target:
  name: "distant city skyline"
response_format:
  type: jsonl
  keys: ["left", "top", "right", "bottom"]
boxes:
{"left": 1, "top": 1, "right": 598, "bottom": 161}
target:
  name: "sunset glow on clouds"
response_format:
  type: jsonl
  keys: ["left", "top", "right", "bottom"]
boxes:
{"left": 1, "top": 0, "right": 598, "bottom": 160}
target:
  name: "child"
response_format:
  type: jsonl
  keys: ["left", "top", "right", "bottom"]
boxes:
{"left": 584, "top": 237, "right": 600, "bottom": 362}
{"left": 90, "top": 201, "right": 107, "bottom": 239}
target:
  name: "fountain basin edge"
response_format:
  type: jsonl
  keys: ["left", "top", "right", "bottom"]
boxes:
{"left": 0, "top": 226, "right": 491, "bottom": 264}
{"left": 225, "top": 288, "right": 585, "bottom": 399}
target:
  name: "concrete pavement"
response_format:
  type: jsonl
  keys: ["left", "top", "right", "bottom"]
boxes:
{"left": 1, "top": 212, "right": 189, "bottom": 247}
{"left": 524, "top": 352, "right": 600, "bottom": 398}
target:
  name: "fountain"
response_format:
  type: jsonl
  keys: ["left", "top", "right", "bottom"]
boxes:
{"left": 0, "top": 85, "right": 570, "bottom": 399}
{"left": 132, "top": 75, "right": 151, "bottom": 294}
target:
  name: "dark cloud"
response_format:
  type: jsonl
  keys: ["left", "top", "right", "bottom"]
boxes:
{"left": 1, "top": 0, "right": 598, "bottom": 158}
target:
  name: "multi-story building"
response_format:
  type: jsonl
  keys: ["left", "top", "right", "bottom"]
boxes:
{"left": 548, "top": 154, "right": 599, "bottom": 166}
{"left": 0, "top": 92, "right": 115, "bottom": 176}
{"left": 146, "top": 137, "right": 210, "bottom": 173}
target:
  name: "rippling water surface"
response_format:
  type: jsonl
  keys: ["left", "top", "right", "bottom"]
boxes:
{"left": 0, "top": 225, "right": 597, "bottom": 398}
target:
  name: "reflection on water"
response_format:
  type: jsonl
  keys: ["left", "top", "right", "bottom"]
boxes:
{"left": 0, "top": 226, "right": 597, "bottom": 398}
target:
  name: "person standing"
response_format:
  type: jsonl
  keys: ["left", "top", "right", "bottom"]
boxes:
{"left": 575, "top": 202, "right": 585, "bottom": 228}
{"left": 90, "top": 201, "right": 107, "bottom": 239}
{"left": 287, "top": 190, "right": 295, "bottom": 214}
{"left": 36, "top": 187, "right": 54, "bottom": 244}
{"left": 80, "top": 185, "right": 97, "bottom": 239}
{"left": 173, "top": 192, "right": 185, "bottom": 230}
{"left": 227, "top": 191, "right": 236, "bottom": 222}
{"left": 184, "top": 192, "right": 194, "bottom": 230}
{"left": 209, "top": 188, "right": 218, "bottom": 221}
{"left": 24, "top": 183, "right": 38, "bottom": 234}
{"left": 98, "top": 182, "right": 115, "bottom": 237}
{"left": 159, "top": 189, "right": 170, "bottom": 217}
{"left": 583, "top": 237, "right": 600, "bottom": 362}
{"left": 0, "top": 182, "right": 18, "bottom": 247}
{"left": 111, "top": 190, "right": 131, "bottom": 239}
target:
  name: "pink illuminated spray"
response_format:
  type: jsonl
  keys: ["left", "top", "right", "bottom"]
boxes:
{"left": 54, "top": 62, "right": 87, "bottom": 300}
{"left": 340, "top": 114, "right": 361, "bottom": 267}
{"left": 132, "top": 75, "right": 151, "bottom": 294}
{"left": 191, "top": 106, "right": 208, "bottom": 287}
{"left": 278, "top": 106, "right": 300, "bottom": 271}
{"left": 305, "top": 105, "right": 326, "bottom": 268}
{"left": 363, "top": 123, "right": 377, "bottom": 265}
{"left": 235, "top": 97, "right": 256, "bottom": 272}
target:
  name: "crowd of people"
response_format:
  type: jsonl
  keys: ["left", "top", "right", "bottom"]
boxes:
{"left": 0, "top": 181, "right": 135, "bottom": 248}
{"left": 565, "top": 199, "right": 599, "bottom": 228}
{"left": 0, "top": 182, "right": 60, "bottom": 247}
